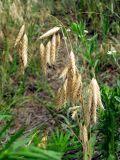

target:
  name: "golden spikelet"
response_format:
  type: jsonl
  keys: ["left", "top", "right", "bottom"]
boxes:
{"left": 80, "top": 124, "right": 88, "bottom": 152}
{"left": 39, "top": 27, "right": 60, "bottom": 39}
{"left": 89, "top": 78, "right": 104, "bottom": 124}
{"left": 67, "top": 71, "right": 76, "bottom": 101}
{"left": 56, "top": 33, "right": 61, "bottom": 48}
{"left": 55, "top": 87, "right": 63, "bottom": 108}
{"left": 40, "top": 43, "right": 46, "bottom": 75}
{"left": 55, "top": 79, "right": 68, "bottom": 108}
{"left": 71, "top": 110, "right": 78, "bottom": 120}
{"left": 56, "top": 33, "right": 61, "bottom": 57}
{"left": 63, "top": 79, "right": 68, "bottom": 104}
{"left": 67, "top": 52, "right": 77, "bottom": 101}
{"left": 82, "top": 125, "right": 88, "bottom": 145}
{"left": 70, "top": 106, "right": 80, "bottom": 120}
{"left": 84, "top": 105, "right": 90, "bottom": 127}
{"left": 69, "top": 51, "right": 76, "bottom": 76}
{"left": 14, "top": 24, "right": 25, "bottom": 47}
{"left": 38, "top": 135, "right": 47, "bottom": 149}
{"left": 51, "top": 34, "right": 56, "bottom": 65}
{"left": 59, "top": 66, "right": 69, "bottom": 79}
{"left": 22, "top": 33, "right": 28, "bottom": 69}
{"left": 80, "top": 124, "right": 88, "bottom": 160}
{"left": 38, "top": 136, "right": 47, "bottom": 149}
{"left": 72, "top": 71, "right": 82, "bottom": 103}
{"left": 46, "top": 41, "right": 51, "bottom": 65}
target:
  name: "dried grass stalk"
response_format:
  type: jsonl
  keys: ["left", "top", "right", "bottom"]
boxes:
{"left": 51, "top": 34, "right": 56, "bottom": 65}
{"left": 82, "top": 125, "right": 88, "bottom": 145}
{"left": 80, "top": 124, "right": 88, "bottom": 154}
{"left": 40, "top": 43, "right": 46, "bottom": 75}
{"left": 14, "top": 24, "right": 25, "bottom": 47}
{"left": 22, "top": 33, "right": 28, "bottom": 69}
{"left": 39, "top": 27, "right": 60, "bottom": 39}
{"left": 46, "top": 41, "right": 51, "bottom": 65}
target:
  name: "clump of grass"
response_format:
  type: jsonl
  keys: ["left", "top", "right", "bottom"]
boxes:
{"left": 39, "top": 25, "right": 104, "bottom": 160}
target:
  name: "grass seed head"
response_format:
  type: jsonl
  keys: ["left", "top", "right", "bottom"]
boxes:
{"left": 46, "top": 41, "right": 51, "bottom": 65}
{"left": 72, "top": 71, "right": 82, "bottom": 103}
{"left": 40, "top": 43, "right": 47, "bottom": 75}
{"left": 59, "top": 66, "right": 69, "bottom": 80}
{"left": 14, "top": 24, "right": 25, "bottom": 47}
{"left": 51, "top": 34, "right": 56, "bottom": 65}
{"left": 22, "top": 33, "right": 28, "bottom": 69}
{"left": 80, "top": 124, "right": 88, "bottom": 151}
{"left": 56, "top": 33, "right": 61, "bottom": 47}
{"left": 69, "top": 51, "right": 76, "bottom": 76}
{"left": 89, "top": 78, "right": 104, "bottom": 124}
{"left": 55, "top": 79, "right": 68, "bottom": 108}
{"left": 55, "top": 87, "right": 63, "bottom": 108}
{"left": 39, "top": 27, "right": 60, "bottom": 39}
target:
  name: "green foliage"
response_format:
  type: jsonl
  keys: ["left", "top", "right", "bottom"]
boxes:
{"left": 0, "top": 120, "right": 63, "bottom": 160}
{"left": 98, "top": 81, "right": 120, "bottom": 159}
{"left": 48, "top": 129, "right": 70, "bottom": 152}
{"left": 71, "top": 22, "right": 99, "bottom": 74}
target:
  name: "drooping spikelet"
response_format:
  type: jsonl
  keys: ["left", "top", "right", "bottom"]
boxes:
{"left": 56, "top": 33, "right": 61, "bottom": 57}
{"left": 69, "top": 51, "right": 76, "bottom": 76}
{"left": 51, "top": 34, "right": 56, "bottom": 65}
{"left": 56, "top": 33, "right": 61, "bottom": 48}
{"left": 39, "top": 27, "right": 60, "bottom": 39}
{"left": 89, "top": 78, "right": 104, "bottom": 124}
{"left": 59, "top": 66, "right": 69, "bottom": 80}
{"left": 46, "top": 41, "right": 51, "bottom": 65}
{"left": 22, "top": 33, "right": 28, "bottom": 69}
{"left": 67, "top": 51, "right": 77, "bottom": 101}
{"left": 55, "top": 79, "right": 68, "bottom": 108}
{"left": 14, "top": 24, "right": 25, "bottom": 47}
{"left": 62, "top": 79, "right": 68, "bottom": 105}
{"left": 40, "top": 43, "right": 46, "bottom": 75}
{"left": 55, "top": 87, "right": 63, "bottom": 108}
{"left": 72, "top": 71, "right": 82, "bottom": 103}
